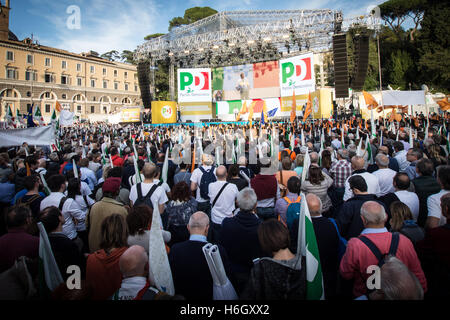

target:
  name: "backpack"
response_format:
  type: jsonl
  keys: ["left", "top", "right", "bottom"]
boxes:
{"left": 199, "top": 167, "right": 216, "bottom": 200}
{"left": 329, "top": 218, "right": 348, "bottom": 261}
{"left": 285, "top": 197, "right": 301, "bottom": 230}
{"left": 358, "top": 232, "right": 400, "bottom": 267}
{"left": 134, "top": 183, "right": 159, "bottom": 209}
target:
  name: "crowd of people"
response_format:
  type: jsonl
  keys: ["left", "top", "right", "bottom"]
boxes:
{"left": 0, "top": 114, "right": 449, "bottom": 300}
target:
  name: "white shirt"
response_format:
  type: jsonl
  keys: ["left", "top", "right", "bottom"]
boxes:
{"left": 116, "top": 276, "right": 149, "bottom": 300}
{"left": 373, "top": 168, "right": 396, "bottom": 196}
{"left": 343, "top": 171, "right": 381, "bottom": 201}
{"left": 73, "top": 194, "right": 95, "bottom": 231}
{"left": 40, "top": 192, "right": 85, "bottom": 240}
{"left": 80, "top": 167, "right": 97, "bottom": 191}
{"left": 208, "top": 180, "right": 239, "bottom": 224}
{"left": 129, "top": 182, "right": 168, "bottom": 207}
{"left": 88, "top": 161, "right": 101, "bottom": 173}
{"left": 395, "top": 190, "right": 420, "bottom": 221}
{"left": 190, "top": 165, "right": 216, "bottom": 202}
{"left": 427, "top": 189, "right": 450, "bottom": 227}
{"left": 153, "top": 179, "right": 170, "bottom": 194}
{"left": 331, "top": 139, "right": 341, "bottom": 150}
{"left": 80, "top": 181, "right": 92, "bottom": 196}
{"left": 395, "top": 150, "right": 410, "bottom": 172}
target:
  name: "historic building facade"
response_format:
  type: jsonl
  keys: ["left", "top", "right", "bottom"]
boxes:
{"left": 0, "top": 0, "right": 141, "bottom": 121}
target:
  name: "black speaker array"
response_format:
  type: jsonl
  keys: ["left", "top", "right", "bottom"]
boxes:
{"left": 333, "top": 33, "right": 349, "bottom": 99}
{"left": 350, "top": 34, "right": 370, "bottom": 91}
{"left": 137, "top": 61, "right": 152, "bottom": 109}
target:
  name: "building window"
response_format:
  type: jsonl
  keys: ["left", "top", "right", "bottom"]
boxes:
{"left": 103, "top": 68, "right": 107, "bottom": 76}
{"left": 75, "top": 94, "right": 82, "bottom": 101}
{"left": 45, "top": 92, "right": 51, "bottom": 99}
{"left": 77, "top": 105, "right": 82, "bottom": 112}
{"left": 25, "top": 70, "right": 37, "bottom": 81}
{"left": 62, "top": 61, "right": 67, "bottom": 69}
{"left": 27, "top": 54, "right": 33, "bottom": 65}
{"left": 135, "top": 85, "right": 138, "bottom": 92}
{"left": 91, "top": 106, "right": 95, "bottom": 113}
{"left": 90, "top": 66, "right": 95, "bottom": 73}
{"left": 62, "top": 94, "right": 67, "bottom": 99}
{"left": 125, "top": 84, "right": 129, "bottom": 91}
{"left": 103, "top": 106, "right": 108, "bottom": 114}
{"left": 6, "top": 68, "right": 17, "bottom": 79}
{"left": 91, "top": 79, "right": 96, "bottom": 88}
{"left": 45, "top": 74, "right": 53, "bottom": 83}
{"left": 93, "top": 96, "right": 96, "bottom": 102}
{"left": 124, "top": 72, "right": 128, "bottom": 79}
{"left": 6, "top": 51, "right": 14, "bottom": 61}
{"left": 103, "top": 80, "right": 108, "bottom": 89}
{"left": 134, "top": 73, "right": 138, "bottom": 80}
{"left": 77, "top": 63, "right": 82, "bottom": 72}
{"left": 114, "top": 82, "right": 118, "bottom": 90}
{"left": 45, "top": 58, "right": 51, "bottom": 67}
{"left": 114, "top": 70, "right": 118, "bottom": 77}
{"left": 61, "top": 75, "right": 69, "bottom": 85}
{"left": 45, "top": 104, "right": 51, "bottom": 113}
{"left": 77, "top": 77, "right": 82, "bottom": 86}
{"left": 26, "top": 91, "right": 31, "bottom": 97}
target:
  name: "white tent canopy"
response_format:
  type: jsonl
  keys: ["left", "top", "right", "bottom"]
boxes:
{"left": 382, "top": 90, "right": 426, "bottom": 106}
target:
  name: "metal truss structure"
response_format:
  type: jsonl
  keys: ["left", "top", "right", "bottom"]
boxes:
{"left": 135, "top": 10, "right": 342, "bottom": 67}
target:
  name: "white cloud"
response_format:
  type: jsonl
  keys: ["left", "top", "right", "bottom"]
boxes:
{"left": 32, "top": 0, "right": 160, "bottom": 54}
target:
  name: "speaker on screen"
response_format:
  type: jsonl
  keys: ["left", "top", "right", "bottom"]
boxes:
{"left": 333, "top": 33, "right": 349, "bottom": 99}
{"left": 137, "top": 61, "right": 152, "bottom": 109}
{"left": 350, "top": 34, "right": 370, "bottom": 91}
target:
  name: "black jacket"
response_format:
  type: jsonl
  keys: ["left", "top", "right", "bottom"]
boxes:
{"left": 412, "top": 176, "right": 441, "bottom": 227}
{"left": 169, "top": 240, "right": 233, "bottom": 300}
{"left": 219, "top": 211, "right": 263, "bottom": 275}
{"left": 48, "top": 233, "right": 86, "bottom": 280}
{"left": 241, "top": 256, "right": 306, "bottom": 300}
{"left": 336, "top": 194, "right": 388, "bottom": 240}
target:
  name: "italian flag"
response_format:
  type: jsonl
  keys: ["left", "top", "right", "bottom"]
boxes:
{"left": 34, "top": 105, "right": 44, "bottom": 126}
{"left": 366, "top": 135, "right": 374, "bottom": 165}
{"left": 298, "top": 193, "right": 324, "bottom": 300}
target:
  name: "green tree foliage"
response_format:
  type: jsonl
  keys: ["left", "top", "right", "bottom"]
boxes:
{"left": 144, "top": 33, "right": 166, "bottom": 41}
{"left": 121, "top": 50, "right": 137, "bottom": 65}
{"left": 168, "top": 7, "right": 218, "bottom": 31}
{"left": 389, "top": 50, "right": 414, "bottom": 89}
{"left": 100, "top": 50, "right": 121, "bottom": 61}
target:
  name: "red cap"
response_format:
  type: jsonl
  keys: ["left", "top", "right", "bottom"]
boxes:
{"left": 102, "top": 177, "right": 122, "bottom": 193}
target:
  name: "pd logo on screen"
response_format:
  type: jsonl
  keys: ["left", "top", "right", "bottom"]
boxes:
{"left": 161, "top": 105, "right": 173, "bottom": 119}
{"left": 179, "top": 72, "right": 210, "bottom": 92}
{"left": 281, "top": 57, "right": 312, "bottom": 86}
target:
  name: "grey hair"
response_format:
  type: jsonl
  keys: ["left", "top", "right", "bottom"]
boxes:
{"left": 306, "top": 193, "right": 323, "bottom": 215}
{"left": 188, "top": 212, "right": 210, "bottom": 230}
{"left": 381, "top": 255, "right": 424, "bottom": 300}
{"left": 337, "top": 149, "right": 349, "bottom": 160}
{"left": 423, "top": 138, "right": 434, "bottom": 148}
{"left": 237, "top": 187, "right": 257, "bottom": 211}
{"left": 375, "top": 154, "right": 389, "bottom": 168}
{"left": 309, "top": 152, "right": 319, "bottom": 164}
{"left": 360, "top": 201, "right": 387, "bottom": 225}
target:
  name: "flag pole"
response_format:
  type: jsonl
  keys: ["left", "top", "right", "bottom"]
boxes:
{"left": 377, "top": 32, "right": 385, "bottom": 120}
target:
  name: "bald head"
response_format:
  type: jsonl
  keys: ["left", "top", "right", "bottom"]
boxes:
{"left": 188, "top": 211, "right": 210, "bottom": 236}
{"left": 216, "top": 165, "right": 227, "bottom": 180}
{"left": 119, "top": 245, "right": 148, "bottom": 278}
{"left": 351, "top": 156, "right": 365, "bottom": 170}
{"left": 361, "top": 201, "right": 387, "bottom": 227}
{"left": 237, "top": 156, "right": 247, "bottom": 166}
{"left": 142, "top": 163, "right": 157, "bottom": 180}
{"left": 306, "top": 194, "right": 322, "bottom": 216}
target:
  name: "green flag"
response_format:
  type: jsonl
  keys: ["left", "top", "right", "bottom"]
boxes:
{"left": 299, "top": 193, "right": 324, "bottom": 300}
{"left": 366, "top": 135, "right": 373, "bottom": 165}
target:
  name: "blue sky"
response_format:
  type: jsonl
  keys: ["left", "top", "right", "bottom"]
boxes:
{"left": 8, "top": 0, "right": 386, "bottom": 55}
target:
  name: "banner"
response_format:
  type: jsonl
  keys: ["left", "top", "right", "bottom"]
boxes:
{"left": 216, "top": 98, "right": 281, "bottom": 121}
{"left": 60, "top": 110, "right": 74, "bottom": 126}
{"left": 152, "top": 101, "right": 177, "bottom": 124}
{"left": 178, "top": 68, "right": 212, "bottom": 103}
{"left": 0, "top": 126, "right": 55, "bottom": 147}
{"left": 179, "top": 102, "right": 212, "bottom": 122}
{"left": 382, "top": 90, "right": 426, "bottom": 106}
{"left": 279, "top": 53, "right": 315, "bottom": 97}
{"left": 120, "top": 107, "right": 142, "bottom": 123}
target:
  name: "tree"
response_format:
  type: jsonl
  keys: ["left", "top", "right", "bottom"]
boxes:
{"left": 121, "top": 50, "right": 137, "bottom": 65}
{"left": 389, "top": 50, "right": 414, "bottom": 89}
{"left": 100, "top": 50, "right": 121, "bottom": 61}
{"left": 144, "top": 33, "right": 165, "bottom": 41}
{"left": 168, "top": 7, "right": 218, "bottom": 31}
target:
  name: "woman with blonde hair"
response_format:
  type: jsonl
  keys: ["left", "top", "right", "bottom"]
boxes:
{"left": 294, "top": 154, "right": 304, "bottom": 176}
{"left": 389, "top": 201, "right": 424, "bottom": 245}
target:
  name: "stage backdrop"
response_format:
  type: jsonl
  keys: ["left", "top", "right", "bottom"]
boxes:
{"left": 279, "top": 53, "right": 315, "bottom": 97}
{"left": 152, "top": 101, "right": 177, "bottom": 124}
{"left": 178, "top": 68, "right": 213, "bottom": 122}
{"left": 212, "top": 61, "right": 280, "bottom": 101}
{"left": 120, "top": 107, "right": 142, "bottom": 123}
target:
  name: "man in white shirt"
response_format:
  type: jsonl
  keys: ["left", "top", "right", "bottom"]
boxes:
{"left": 40, "top": 174, "right": 84, "bottom": 250}
{"left": 427, "top": 165, "right": 450, "bottom": 229}
{"left": 190, "top": 154, "right": 216, "bottom": 216}
{"left": 393, "top": 141, "right": 410, "bottom": 173}
{"left": 393, "top": 173, "right": 420, "bottom": 221}
{"left": 208, "top": 166, "right": 239, "bottom": 243}
{"left": 331, "top": 133, "right": 341, "bottom": 150}
{"left": 372, "top": 154, "right": 396, "bottom": 196}
{"left": 129, "top": 163, "right": 168, "bottom": 215}
{"left": 343, "top": 156, "right": 381, "bottom": 201}
{"left": 80, "top": 158, "right": 97, "bottom": 191}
